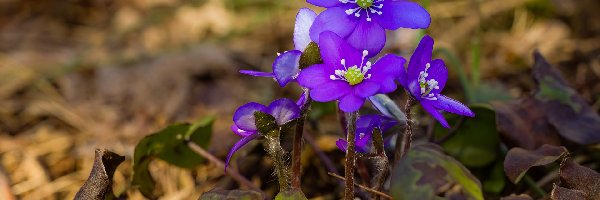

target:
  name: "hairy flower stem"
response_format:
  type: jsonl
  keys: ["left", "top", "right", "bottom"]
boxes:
{"left": 395, "top": 95, "right": 416, "bottom": 162}
{"left": 344, "top": 111, "right": 358, "bottom": 200}
{"left": 291, "top": 93, "right": 312, "bottom": 189}
{"left": 371, "top": 128, "right": 389, "bottom": 200}
{"left": 265, "top": 130, "right": 289, "bottom": 191}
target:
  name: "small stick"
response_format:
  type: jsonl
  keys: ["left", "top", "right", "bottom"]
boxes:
{"left": 344, "top": 111, "right": 358, "bottom": 200}
{"left": 328, "top": 172, "right": 393, "bottom": 200}
{"left": 186, "top": 141, "right": 262, "bottom": 192}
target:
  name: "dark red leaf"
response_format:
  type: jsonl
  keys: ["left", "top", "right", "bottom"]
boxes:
{"left": 504, "top": 144, "right": 567, "bottom": 183}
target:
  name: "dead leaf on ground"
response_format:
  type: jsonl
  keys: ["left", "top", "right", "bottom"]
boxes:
{"left": 75, "top": 149, "right": 125, "bottom": 200}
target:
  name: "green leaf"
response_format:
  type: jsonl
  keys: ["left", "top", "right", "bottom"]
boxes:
{"left": 132, "top": 117, "right": 215, "bottom": 199}
{"left": 434, "top": 105, "right": 500, "bottom": 167}
{"left": 390, "top": 143, "right": 484, "bottom": 200}
{"left": 298, "top": 42, "right": 323, "bottom": 69}
{"left": 483, "top": 161, "right": 506, "bottom": 194}
{"left": 254, "top": 111, "right": 277, "bottom": 135}
{"left": 274, "top": 189, "right": 308, "bottom": 200}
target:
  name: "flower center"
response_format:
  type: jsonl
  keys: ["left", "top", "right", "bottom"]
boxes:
{"left": 356, "top": 0, "right": 373, "bottom": 8}
{"left": 340, "top": 0, "right": 384, "bottom": 22}
{"left": 418, "top": 63, "right": 439, "bottom": 100}
{"left": 330, "top": 50, "right": 372, "bottom": 85}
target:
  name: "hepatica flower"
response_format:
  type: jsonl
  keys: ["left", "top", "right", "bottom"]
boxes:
{"left": 399, "top": 35, "right": 474, "bottom": 128}
{"left": 240, "top": 8, "right": 317, "bottom": 87}
{"left": 226, "top": 98, "right": 301, "bottom": 170}
{"left": 336, "top": 114, "right": 397, "bottom": 153}
{"left": 298, "top": 31, "right": 403, "bottom": 112}
{"left": 308, "top": 0, "right": 431, "bottom": 57}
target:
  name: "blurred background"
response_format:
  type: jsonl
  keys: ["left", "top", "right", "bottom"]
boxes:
{"left": 0, "top": 0, "right": 598, "bottom": 199}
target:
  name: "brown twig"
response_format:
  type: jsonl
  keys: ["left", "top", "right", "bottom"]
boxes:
{"left": 395, "top": 95, "right": 416, "bottom": 162}
{"left": 344, "top": 111, "right": 358, "bottom": 200}
{"left": 186, "top": 141, "right": 262, "bottom": 192}
{"left": 292, "top": 94, "right": 311, "bottom": 189}
{"left": 328, "top": 172, "right": 393, "bottom": 200}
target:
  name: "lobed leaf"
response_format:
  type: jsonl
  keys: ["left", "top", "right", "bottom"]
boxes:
{"left": 390, "top": 143, "right": 484, "bottom": 200}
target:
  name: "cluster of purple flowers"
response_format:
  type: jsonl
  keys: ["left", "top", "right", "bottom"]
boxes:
{"left": 228, "top": 0, "right": 474, "bottom": 167}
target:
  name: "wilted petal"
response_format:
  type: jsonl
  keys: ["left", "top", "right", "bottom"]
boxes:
{"left": 296, "top": 91, "right": 307, "bottom": 108}
{"left": 273, "top": 50, "right": 302, "bottom": 87}
{"left": 433, "top": 95, "right": 474, "bottom": 117}
{"left": 339, "top": 93, "right": 365, "bottom": 112}
{"left": 239, "top": 70, "right": 273, "bottom": 77}
{"left": 267, "top": 98, "right": 301, "bottom": 125}
{"left": 421, "top": 101, "right": 450, "bottom": 128}
{"left": 373, "top": 1, "right": 430, "bottom": 30}
{"left": 294, "top": 8, "right": 317, "bottom": 51}
{"left": 307, "top": 0, "right": 343, "bottom": 8}
{"left": 336, "top": 139, "right": 348, "bottom": 152}
{"left": 225, "top": 133, "right": 260, "bottom": 172}
{"left": 310, "top": 6, "right": 358, "bottom": 44}
{"left": 345, "top": 19, "right": 386, "bottom": 58}
{"left": 318, "top": 31, "right": 362, "bottom": 70}
{"left": 231, "top": 124, "right": 255, "bottom": 137}
{"left": 233, "top": 102, "right": 267, "bottom": 131}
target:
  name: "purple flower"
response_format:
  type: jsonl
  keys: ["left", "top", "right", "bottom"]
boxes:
{"left": 297, "top": 31, "right": 404, "bottom": 112}
{"left": 398, "top": 35, "right": 474, "bottom": 128}
{"left": 240, "top": 8, "right": 317, "bottom": 87}
{"left": 336, "top": 114, "right": 397, "bottom": 153}
{"left": 226, "top": 98, "right": 301, "bottom": 170}
{"left": 308, "top": 0, "right": 430, "bottom": 57}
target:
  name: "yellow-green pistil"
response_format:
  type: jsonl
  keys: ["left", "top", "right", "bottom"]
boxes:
{"left": 357, "top": 0, "right": 373, "bottom": 8}
{"left": 344, "top": 67, "right": 365, "bottom": 85}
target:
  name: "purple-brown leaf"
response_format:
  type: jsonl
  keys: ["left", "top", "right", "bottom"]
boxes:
{"left": 504, "top": 144, "right": 567, "bottom": 183}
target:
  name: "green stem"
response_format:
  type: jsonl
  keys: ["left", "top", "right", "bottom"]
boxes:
{"left": 434, "top": 48, "right": 474, "bottom": 102}
{"left": 523, "top": 175, "right": 546, "bottom": 198}
{"left": 265, "top": 130, "right": 289, "bottom": 191}
{"left": 344, "top": 112, "right": 358, "bottom": 200}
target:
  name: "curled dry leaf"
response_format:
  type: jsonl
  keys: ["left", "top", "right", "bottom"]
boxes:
{"left": 550, "top": 184, "right": 586, "bottom": 200}
{"left": 559, "top": 158, "right": 600, "bottom": 199}
{"left": 504, "top": 144, "right": 568, "bottom": 183}
{"left": 75, "top": 149, "right": 125, "bottom": 200}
